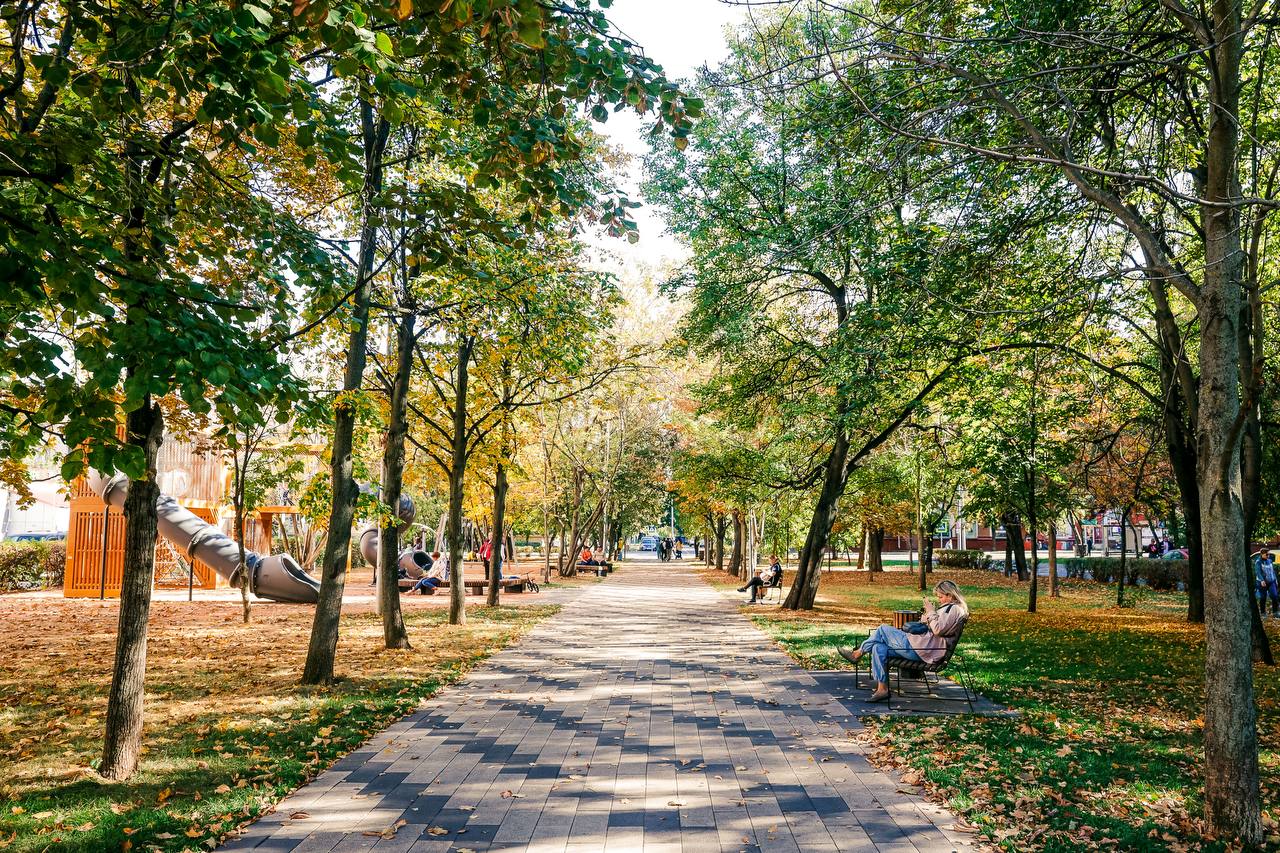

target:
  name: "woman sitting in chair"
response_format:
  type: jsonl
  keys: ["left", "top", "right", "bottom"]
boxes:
{"left": 837, "top": 580, "right": 969, "bottom": 703}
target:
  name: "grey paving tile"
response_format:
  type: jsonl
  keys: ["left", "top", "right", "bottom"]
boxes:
{"left": 219, "top": 563, "right": 974, "bottom": 853}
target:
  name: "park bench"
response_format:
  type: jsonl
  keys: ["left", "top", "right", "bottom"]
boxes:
{"left": 576, "top": 562, "right": 612, "bottom": 576}
{"left": 840, "top": 617, "right": 976, "bottom": 713}
{"left": 397, "top": 573, "right": 536, "bottom": 594}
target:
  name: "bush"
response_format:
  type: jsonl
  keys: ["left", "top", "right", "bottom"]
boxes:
{"left": 1057, "top": 556, "right": 1187, "bottom": 590}
{"left": 1135, "top": 559, "right": 1187, "bottom": 591}
{"left": 936, "top": 549, "right": 993, "bottom": 571}
{"left": 1059, "top": 557, "right": 1126, "bottom": 583}
{"left": 0, "top": 541, "right": 66, "bottom": 591}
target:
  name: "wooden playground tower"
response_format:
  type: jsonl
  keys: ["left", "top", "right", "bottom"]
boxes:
{"left": 63, "top": 438, "right": 300, "bottom": 598}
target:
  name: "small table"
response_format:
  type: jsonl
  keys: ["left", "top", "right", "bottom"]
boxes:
{"left": 892, "top": 609, "right": 922, "bottom": 630}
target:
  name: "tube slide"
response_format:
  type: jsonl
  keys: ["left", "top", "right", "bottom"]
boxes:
{"left": 357, "top": 496, "right": 431, "bottom": 578}
{"left": 84, "top": 471, "right": 321, "bottom": 604}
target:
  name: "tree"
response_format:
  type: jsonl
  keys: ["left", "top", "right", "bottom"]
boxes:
{"left": 820, "top": 1, "right": 1277, "bottom": 836}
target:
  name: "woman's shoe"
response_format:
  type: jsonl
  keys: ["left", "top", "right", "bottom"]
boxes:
{"left": 866, "top": 690, "right": 890, "bottom": 703}
{"left": 836, "top": 646, "right": 864, "bottom": 665}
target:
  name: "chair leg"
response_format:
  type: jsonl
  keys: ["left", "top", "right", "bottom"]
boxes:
{"left": 953, "top": 658, "right": 977, "bottom": 714}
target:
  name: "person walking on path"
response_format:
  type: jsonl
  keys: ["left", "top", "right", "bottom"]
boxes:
{"left": 1255, "top": 549, "right": 1279, "bottom": 618}
{"left": 836, "top": 580, "right": 969, "bottom": 702}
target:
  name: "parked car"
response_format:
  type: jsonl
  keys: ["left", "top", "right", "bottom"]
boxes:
{"left": 1162, "top": 548, "right": 1190, "bottom": 560}
{"left": 639, "top": 536, "right": 658, "bottom": 551}
{"left": 6, "top": 532, "right": 66, "bottom": 542}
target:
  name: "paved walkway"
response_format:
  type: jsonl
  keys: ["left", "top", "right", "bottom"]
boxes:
{"left": 222, "top": 564, "right": 973, "bottom": 852}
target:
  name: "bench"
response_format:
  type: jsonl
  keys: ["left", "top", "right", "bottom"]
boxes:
{"left": 398, "top": 574, "right": 535, "bottom": 594}
{"left": 840, "top": 618, "right": 976, "bottom": 712}
{"left": 576, "top": 562, "right": 612, "bottom": 576}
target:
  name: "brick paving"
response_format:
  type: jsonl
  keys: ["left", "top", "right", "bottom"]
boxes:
{"left": 220, "top": 562, "right": 974, "bottom": 852}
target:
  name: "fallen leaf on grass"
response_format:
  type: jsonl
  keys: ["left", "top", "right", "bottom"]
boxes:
{"left": 214, "top": 784, "right": 232, "bottom": 794}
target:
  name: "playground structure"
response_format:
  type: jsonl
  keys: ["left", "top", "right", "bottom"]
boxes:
{"left": 62, "top": 436, "right": 432, "bottom": 602}
{"left": 357, "top": 496, "right": 433, "bottom": 579}
{"left": 63, "top": 438, "right": 322, "bottom": 602}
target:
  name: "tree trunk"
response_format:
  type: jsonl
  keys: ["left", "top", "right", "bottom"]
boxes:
{"left": 918, "top": 524, "right": 931, "bottom": 591}
{"left": 100, "top": 400, "right": 163, "bottom": 780}
{"left": 1005, "top": 513, "right": 1028, "bottom": 581}
{"left": 377, "top": 305, "right": 414, "bottom": 650}
{"left": 302, "top": 99, "right": 388, "bottom": 685}
{"left": 1117, "top": 506, "right": 1130, "bottom": 607}
{"left": 1027, "top": 524, "right": 1038, "bottom": 613}
{"left": 728, "top": 509, "right": 744, "bottom": 578}
{"left": 561, "top": 469, "right": 582, "bottom": 577}
{"left": 714, "top": 514, "right": 727, "bottom": 572}
{"left": 1150, "top": 275, "right": 1206, "bottom": 623}
{"left": 1197, "top": 14, "right": 1260, "bottom": 837}
{"left": 1048, "top": 522, "right": 1059, "bottom": 598}
{"left": 867, "top": 527, "right": 885, "bottom": 573}
{"left": 445, "top": 335, "right": 474, "bottom": 625}
{"left": 488, "top": 462, "right": 508, "bottom": 607}
{"left": 232, "top": 436, "right": 253, "bottom": 626}
{"left": 856, "top": 525, "right": 867, "bottom": 572}
{"left": 784, "top": 429, "right": 851, "bottom": 610}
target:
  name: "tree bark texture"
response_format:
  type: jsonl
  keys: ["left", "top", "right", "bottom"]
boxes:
{"left": 784, "top": 429, "right": 851, "bottom": 610}
{"left": 302, "top": 100, "right": 388, "bottom": 684}
{"left": 867, "top": 528, "right": 885, "bottom": 573}
{"left": 100, "top": 400, "right": 163, "bottom": 780}
{"left": 377, "top": 306, "right": 414, "bottom": 650}
{"left": 488, "top": 462, "right": 508, "bottom": 607}
{"left": 1197, "top": 9, "right": 1260, "bottom": 837}
{"left": 1047, "top": 522, "right": 1059, "bottom": 598}
{"left": 728, "top": 509, "right": 744, "bottom": 578}
{"left": 1005, "top": 513, "right": 1028, "bottom": 581}
{"left": 714, "top": 514, "right": 728, "bottom": 572}
{"left": 446, "top": 335, "right": 475, "bottom": 625}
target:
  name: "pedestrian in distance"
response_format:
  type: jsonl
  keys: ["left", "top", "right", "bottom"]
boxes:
{"left": 1255, "top": 548, "right": 1279, "bottom": 618}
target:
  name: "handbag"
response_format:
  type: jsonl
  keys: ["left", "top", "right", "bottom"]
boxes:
{"left": 902, "top": 621, "right": 930, "bottom": 635}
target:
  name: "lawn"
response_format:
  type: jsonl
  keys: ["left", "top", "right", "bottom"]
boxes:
{"left": 0, "top": 586, "right": 558, "bottom": 852}
{"left": 703, "top": 566, "right": 1280, "bottom": 852}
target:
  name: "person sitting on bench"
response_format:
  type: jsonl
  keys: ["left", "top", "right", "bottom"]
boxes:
{"left": 409, "top": 553, "right": 446, "bottom": 595}
{"left": 579, "top": 548, "right": 611, "bottom": 572}
{"left": 838, "top": 580, "right": 969, "bottom": 702}
{"left": 737, "top": 557, "right": 782, "bottom": 603}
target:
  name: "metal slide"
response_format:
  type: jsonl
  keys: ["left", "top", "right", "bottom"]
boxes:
{"left": 85, "top": 471, "right": 321, "bottom": 603}
{"left": 357, "top": 495, "right": 432, "bottom": 577}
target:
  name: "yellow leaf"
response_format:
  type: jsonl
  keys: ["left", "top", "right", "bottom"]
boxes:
{"left": 395, "top": 0, "right": 412, "bottom": 20}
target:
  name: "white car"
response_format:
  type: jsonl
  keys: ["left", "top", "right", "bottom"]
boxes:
{"left": 639, "top": 536, "right": 658, "bottom": 551}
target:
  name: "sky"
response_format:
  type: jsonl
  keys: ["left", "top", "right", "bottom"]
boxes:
{"left": 585, "top": 0, "right": 748, "bottom": 271}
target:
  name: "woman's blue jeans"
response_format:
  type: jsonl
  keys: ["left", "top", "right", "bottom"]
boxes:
{"left": 412, "top": 577, "right": 441, "bottom": 594}
{"left": 859, "top": 625, "right": 924, "bottom": 685}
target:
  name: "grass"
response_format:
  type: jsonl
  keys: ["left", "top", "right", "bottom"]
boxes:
{"left": 702, "top": 566, "right": 1280, "bottom": 852}
{"left": 0, "top": 589, "right": 558, "bottom": 852}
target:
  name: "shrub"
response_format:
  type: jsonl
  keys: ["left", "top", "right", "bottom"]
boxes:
{"left": 936, "top": 549, "right": 993, "bottom": 571}
{"left": 0, "top": 541, "right": 66, "bottom": 591}
{"left": 1135, "top": 559, "right": 1187, "bottom": 591}
{"left": 1059, "top": 557, "right": 1126, "bottom": 583}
